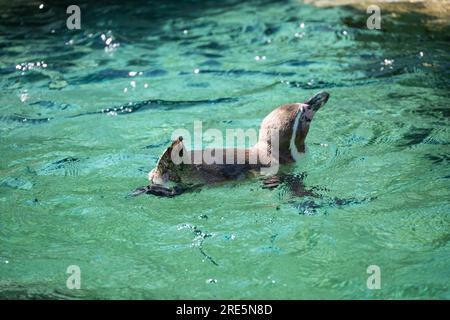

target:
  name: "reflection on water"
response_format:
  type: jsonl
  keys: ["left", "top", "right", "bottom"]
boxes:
{"left": 0, "top": 0, "right": 449, "bottom": 299}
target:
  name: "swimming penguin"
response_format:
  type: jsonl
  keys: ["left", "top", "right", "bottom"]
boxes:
{"left": 133, "top": 91, "right": 330, "bottom": 197}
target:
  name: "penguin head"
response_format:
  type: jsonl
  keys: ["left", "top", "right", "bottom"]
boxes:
{"left": 257, "top": 91, "right": 329, "bottom": 163}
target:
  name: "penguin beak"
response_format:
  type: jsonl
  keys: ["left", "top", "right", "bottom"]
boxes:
{"left": 305, "top": 91, "right": 330, "bottom": 111}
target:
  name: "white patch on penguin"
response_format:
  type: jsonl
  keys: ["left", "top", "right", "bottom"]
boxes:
{"left": 289, "top": 104, "right": 303, "bottom": 161}
{"left": 148, "top": 169, "right": 169, "bottom": 185}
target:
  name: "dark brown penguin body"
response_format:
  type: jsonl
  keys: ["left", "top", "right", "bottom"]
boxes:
{"left": 135, "top": 91, "right": 329, "bottom": 197}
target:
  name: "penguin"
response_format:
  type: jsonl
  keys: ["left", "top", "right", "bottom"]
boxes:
{"left": 133, "top": 91, "right": 330, "bottom": 197}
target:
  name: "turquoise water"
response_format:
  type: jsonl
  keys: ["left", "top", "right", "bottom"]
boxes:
{"left": 0, "top": 0, "right": 449, "bottom": 299}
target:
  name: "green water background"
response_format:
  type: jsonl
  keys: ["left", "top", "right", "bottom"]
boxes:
{"left": 0, "top": 0, "right": 449, "bottom": 299}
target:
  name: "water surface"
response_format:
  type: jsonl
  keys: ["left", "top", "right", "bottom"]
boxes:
{"left": 0, "top": 0, "right": 449, "bottom": 299}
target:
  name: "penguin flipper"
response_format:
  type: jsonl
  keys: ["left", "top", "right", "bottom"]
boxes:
{"left": 261, "top": 173, "right": 321, "bottom": 198}
{"left": 131, "top": 184, "right": 185, "bottom": 197}
{"left": 261, "top": 175, "right": 282, "bottom": 189}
